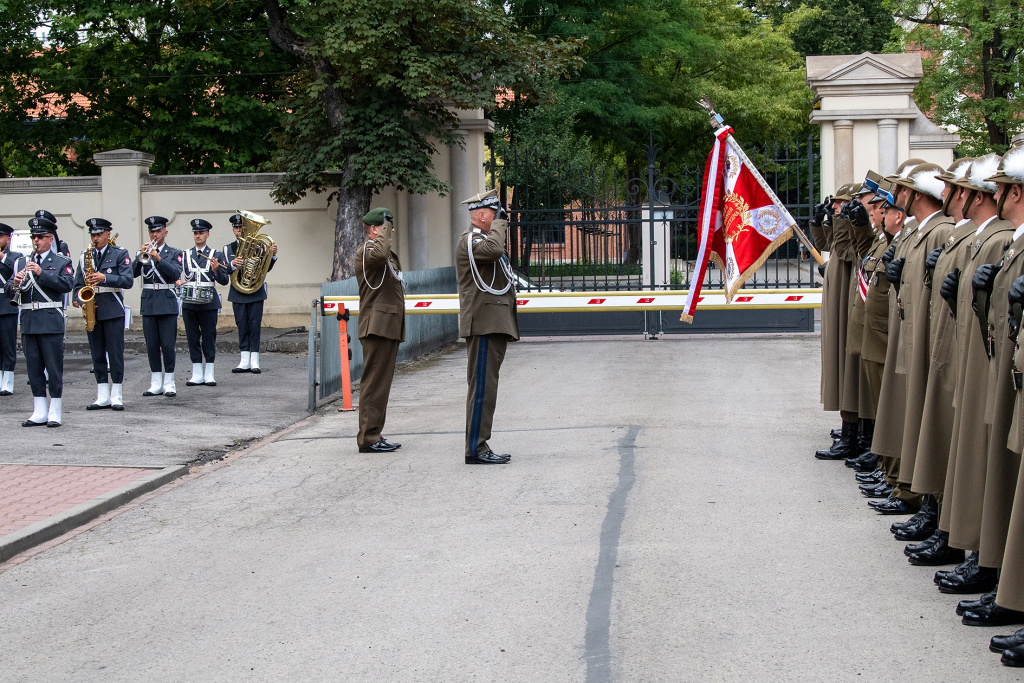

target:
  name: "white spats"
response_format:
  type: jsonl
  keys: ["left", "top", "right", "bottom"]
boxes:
{"left": 89, "top": 383, "right": 112, "bottom": 409}
{"left": 26, "top": 396, "right": 48, "bottom": 424}
{"left": 235, "top": 351, "right": 251, "bottom": 371}
{"left": 203, "top": 362, "right": 216, "bottom": 386}
{"left": 162, "top": 373, "right": 177, "bottom": 397}
{"left": 188, "top": 363, "right": 204, "bottom": 385}
{"left": 0, "top": 370, "right": 13, "bottom": 395}
{"left": 47, "top": 397, "right": 61, "bottom": 426}
{"left": 145, "top": 372, "right": 164, "bottom": 395}
{"left": 110, "top": 384, "right": 124, "bottom": 410}
{"left": 250, "top": 352, "right": 260, "bottom": 371}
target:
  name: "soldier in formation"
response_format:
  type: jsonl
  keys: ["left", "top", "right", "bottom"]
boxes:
{"left": 0, "top": 223, "right": 23, "bottom": 396}
{"left": 224, "top": 212, "right": 278, "bottom": 374}
{"left": 177, "top": 219, "right": 229, "bottom": 387}
{"left": 812, "top": 146, "right": 1024, "bottom": 667}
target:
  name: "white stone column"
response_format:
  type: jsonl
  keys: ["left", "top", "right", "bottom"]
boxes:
{"left": 877, "top": 119, "right": 899, "bottom": 176}
{"left": 449, "top": 134, "right": 472, "bottom": 258}
{"left": 93, "top": 149, "right": 154, "bottom": 316}
{"left": 408, "top": 192, "right": 430, "bottom": 271}
{"left": 833, "top": 120, "right": 854, "bottom": 187}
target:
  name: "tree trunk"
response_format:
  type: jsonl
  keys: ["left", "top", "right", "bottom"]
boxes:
{"left": 332, "top": 181, "right": 373, "bottom": 281}
{"left": 980, "top": 15, "right": 1010, "bottom": 149}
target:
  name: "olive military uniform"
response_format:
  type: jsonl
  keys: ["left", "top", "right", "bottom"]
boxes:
{"left": 355, "top": 209, "right": 405, "bottom": 451}
{"left": 457, "top": 191, "right": 519, "bottom": 463}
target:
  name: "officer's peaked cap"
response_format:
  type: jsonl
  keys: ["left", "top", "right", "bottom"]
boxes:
{"left": 86, "top": 217, "right": 113, "bottom": 233}
{"left": 34, "top": 210, "right": 57, "bottom": 224}
{"left": 28, "top": 217, "right": 58, "bottom": 235}
{"left": 229, "top": 213, "right": 244, "bottom": 227}
{"left": 0, "top": 223, "right": 13, "bottom": 236}
{"left": 190, "top": 218, "right": 213, "bottom": 232}
{"left": 145, "top": 216, "right": 169, "bottom": 230}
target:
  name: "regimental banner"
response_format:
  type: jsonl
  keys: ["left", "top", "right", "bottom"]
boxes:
{"left": 322, "top": 289, "right": 822, "bottom": 316}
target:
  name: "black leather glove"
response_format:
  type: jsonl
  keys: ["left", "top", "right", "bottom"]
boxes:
{"left": 838, "top": 201, "right": 852, "bottom": 220}
{"left": 886, "top": 257, "right": 905, "bottom": 285}
{"left": 495, "top": 206, "right": 507, "bottom": 221}
{"left": 925, "top": 246, "right": 943, "bottom": 272}
{"left": 941, "top": 269, "right": 960, "bottom": 316}
{"left": 817, "top": 262, "right": 826, "bottom": 277}
{"left": 1009, "top": 275, "right": 1024, "bottom": 307}
{"left": 848, "top": 202, "right": 869, "bottom": 228}
{"left": 972, "top": 263, "right": 1001, "bottom": 297}
{"left": 813, "top": 199, "right": 829, "bottom": 226}
{"left": 881, "top": 244, "right": 896, "bottom": 269}
{"left": 1009, "top": 275, "right": 1024, "bottom": 338}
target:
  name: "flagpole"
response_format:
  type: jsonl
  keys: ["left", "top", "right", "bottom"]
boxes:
{"left": 697, "top": 99, "right": 826, "bottom": 267}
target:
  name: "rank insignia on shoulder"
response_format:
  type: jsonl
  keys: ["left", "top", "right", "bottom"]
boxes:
{"left": 1008, "top": 249, "right": 1016, "bottom": 260}
{"left": 975, "top": 240, "right": 983, "bottom": 253}
{"left": 947, "top": 236, "right": 956, "bottom": 246}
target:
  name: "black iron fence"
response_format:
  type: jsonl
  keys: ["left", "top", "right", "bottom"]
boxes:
{"left": 488, "top": 136, "right": 820, "bottom": 292}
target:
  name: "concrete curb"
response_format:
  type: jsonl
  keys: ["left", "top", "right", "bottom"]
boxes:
{"left": 0, "top": 464, "right": 188, "bottom": 563}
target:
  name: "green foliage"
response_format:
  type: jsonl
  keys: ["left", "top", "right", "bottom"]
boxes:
{"left": 0, "top": 0, "right": 298, "bottom": 177}
{"left": 496, "top": 0, "right": 812, "bottom": 175}
{"left": 744, "top": 0, "right": 895, "bottom": 57}
{"left": 265, "top": 0, "right": 582, "bottom": 205}
{"left": 887, "top": 0, "right": 1023, "bottom": 153}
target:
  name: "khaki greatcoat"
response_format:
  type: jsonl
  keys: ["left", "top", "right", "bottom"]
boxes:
{"left": 941, "top": 218, "right": 1016, "bottom": 550}
{"left": 977, "top": 232, "right": 1024, "bottom": 567}
{"left": 857, "top": 233, "right": 893, "bottom": 414}
{"left": 872, "top": 218, "right": 919, "bottom": 458}
{"left": 997, "top": 329, "right": 1024, "bottom": 610}
{"left": 896, "top": 212, "right": 955, "bottom": 483}
{"left": 912, "top": 219, "right": 978, "bottom": 497}
{"left": 821, "top": 216, "right": 854, "bottom": 412}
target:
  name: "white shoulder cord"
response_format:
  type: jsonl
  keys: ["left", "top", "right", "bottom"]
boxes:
{"left": 467, "top": 232, "right": 515, "bottom": 295}
{"left": 361, "top": 240, "right": 402, "bottom": 291}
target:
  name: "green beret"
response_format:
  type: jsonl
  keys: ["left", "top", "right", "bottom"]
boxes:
{"left": 362, "top": 207, "right": 392, "bottom": 226}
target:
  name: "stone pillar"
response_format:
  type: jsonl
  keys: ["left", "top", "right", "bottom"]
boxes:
{"left": 833, "top": 120, "right": 854, "bottom": 187}
{"left": 877, "top": 119, "right": 899, "bottom": 176}
{"left": 93, "top": 149, "right": 154, "bottom": 315}
{"left": 450, "top": 135, "right": 472, "bottom": 258}
{"left": 408, "top": 193, "right": 430, "bottom": 271}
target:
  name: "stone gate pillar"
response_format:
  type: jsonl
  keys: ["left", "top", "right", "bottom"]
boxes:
{"left": 806, "top": 52, "right": 959, "bottom": 196}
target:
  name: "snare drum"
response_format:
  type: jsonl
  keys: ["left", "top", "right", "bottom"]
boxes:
{"left": 179, "top": 282, "right": 215, "bottom": 305}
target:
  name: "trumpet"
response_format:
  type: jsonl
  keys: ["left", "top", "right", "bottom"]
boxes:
{"left": 137, "top": 241, "right": 156, "bottom": 265}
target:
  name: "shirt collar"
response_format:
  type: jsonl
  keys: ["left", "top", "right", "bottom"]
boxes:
{"left": 918, "top": 210, "right": 942, "bottom": 231}
{"left": 976, "top": 215, "right": 998, "bottom": 236}
{"left": 1014, "top": 223, "right": 1024, "bottom": 241}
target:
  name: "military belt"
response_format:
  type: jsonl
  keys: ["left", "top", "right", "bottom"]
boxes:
{"left": 143, "top": 283, "right": 175, "bottom": 291}
{"left": 20, "top": 301, "right": 64, "bottom": 311}
{"left": 94, "top": 286, "right": 122, "bottom": 294}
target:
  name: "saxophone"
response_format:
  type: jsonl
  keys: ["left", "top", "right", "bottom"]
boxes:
{"left": 78, "top": 247, "right": 97, "bottom": 332}
{"left": 231, "top": 210, "right": 275, "bottom": 295}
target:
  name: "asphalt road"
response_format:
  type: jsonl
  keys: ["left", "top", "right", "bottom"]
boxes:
{"left": 1, "top": 352, "right": 310, "bottom": 468}
{"left": 2, "top": 336, "right": 1020, "bottom": 682}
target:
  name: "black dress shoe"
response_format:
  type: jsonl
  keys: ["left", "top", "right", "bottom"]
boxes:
{"left": 870, "top": 497, "right": 915, "bottom": 515}
{"left": 185, "top": 379, "right": 203, "bottom": 386}
{"left": 86, "top": 402, "right": 111, "bottom": 411}
{"left": 939, "top": 557, "right": 997, "bottom": 595}
{"left": 908, "top": 531, "right": 965, "bottom": 566}
{"left": 0, "top": 389, "right": 11, "bottom": 396}
{"left": 111, "top": 404, "right": 124, "bottom": 412}
{"left": 250, "top": 368, "right": 261, "bottom": 374}
{"left": 231, "top": 367, "right": 251, "bottom": 374}
{"left": 990, "top": 628, "right": 1024, "bottom": 653}
{"left": 906, "top": 529, "right": 943, "bottom": 557}
{"left": 1003, "top": 644, "right": 1024, "bottom": 667}
{"left": 856, "top": 469, "right": 885, "bottom": 484}
{"left": 963, "top": 603, "right": 1024, "bottom": 627}
{"left": 359, "top": 440, "right": 399, "bottom": 453}
{"left": 959, "top": 587, "right": 997, "bottom": 616}
{"left": 380, "top": 438, "right": 401, "bottom": 450}
{"left": 466, "top": 450, "right": 511, "bottom": 464}
{"left": 46, "top": 420, "right": 60, "bottom": 428}
{"left": 862, "top": 482, "right": 895, "bottom": 499}
{"left": 22, "top": 419, "right": 47, "bottom": 427}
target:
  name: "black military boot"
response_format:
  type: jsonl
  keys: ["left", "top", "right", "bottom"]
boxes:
{"left": 1002, "top": 644, "right": 1024, "bottom": 667}
{"left": 906, "top": 528, "right": 943, "bottom": 557}
{"left": 939, "top": 554, "right": 999, "bottom": 594}
{"left": 991, "top": 628, "right": 1024, "bottom": 653}
{"left": 816, "top": 420, "right": 859, "bottom": 460}
{"left": 893, "top": 494, "right": 938, "bottom": 540}
{"left": 846, "top": 450, "right": 879, "bottom": 471}
{"left": 830, "top": 426, "right": 842, "bottom": 440}
{"left": 907, "top": 530, "right": 965, "bottom": 566}
{"left": 935, "top": 552, "right": 977, "bottom": 585}
{"left": 963, "top": 601, "right": 1024, "bottom": 627}
{"left": 958, "top": 586, "right": 997, "bottom": 616}
{"left": 856, "top": 418, "right": 874, "bottom": 455}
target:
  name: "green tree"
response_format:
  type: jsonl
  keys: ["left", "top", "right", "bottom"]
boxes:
{"left": 744, "top": 0, "right": 895, "bottom": 57}
{"left": 888, "top": 0, "right": 1023, "bottom": 153}
{"left": 260, "top": 0, "right": 581, "bottom": 280}
{"left": 0, "top": 0, "right": 298, "bottom": 178}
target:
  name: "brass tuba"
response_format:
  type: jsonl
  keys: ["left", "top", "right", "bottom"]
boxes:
{"left": 231, "top": 209, "right": 275, "bottom": 295}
